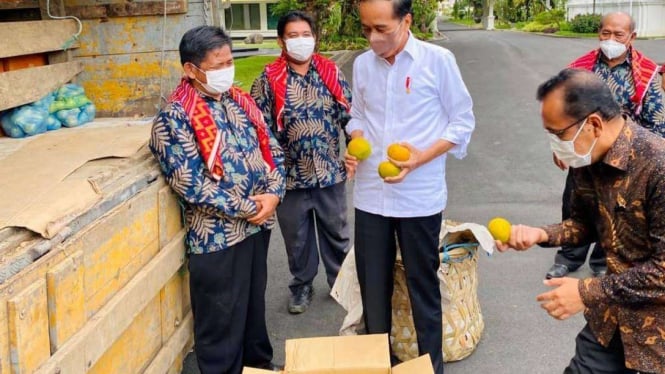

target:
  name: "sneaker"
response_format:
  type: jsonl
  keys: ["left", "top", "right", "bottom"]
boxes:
{"left": 288, "top": 284, "right": 313, "bottom": 314}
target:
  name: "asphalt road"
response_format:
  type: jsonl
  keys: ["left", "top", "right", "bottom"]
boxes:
{"left": 183, "top": 27, "right": 665, "bottom": 374}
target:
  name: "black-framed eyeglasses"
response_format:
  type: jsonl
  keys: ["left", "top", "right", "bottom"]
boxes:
{"left": 546, "top": 108, "right": 599, "bottom": 137}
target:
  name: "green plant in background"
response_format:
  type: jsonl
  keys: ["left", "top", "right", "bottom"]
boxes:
{"left": 319, "top": 1, "right": 343, "bottom": 38}
{"left": 412, "top": 0, "right": 439, "bottom": 32}
{"left": 570, "top": 13, "right": 601, "bottom": 33}
{"left": 319, "top": 36, "right": 368, "bottom": 51}
{"left": 494, "top": 20, "right": 512, "bottom": 29}
{"left": 522, "top": 21, "right": 555, "bottom": 32}
{"left": 270, "top": 0, "right": 438, "bottom": 48}
{"left": 534, "top": 9, "right": 565, "bottom": 26}
{"left": 558, "top": 21, "right": 572, "bottom": 32}
{"left": 270, "top": 0, "right": 305, "bottom": 17}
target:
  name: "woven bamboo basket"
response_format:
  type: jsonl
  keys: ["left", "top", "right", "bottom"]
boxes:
{"left": 390, "top": 221, "right": 484, "bottom": 363}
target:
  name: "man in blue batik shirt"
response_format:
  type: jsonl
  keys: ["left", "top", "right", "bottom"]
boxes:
{"left": 251, "top": 11, "right": 352, "bottom": 315}
{"left": 149, "top": 26, "right": 285, "bottom": 374}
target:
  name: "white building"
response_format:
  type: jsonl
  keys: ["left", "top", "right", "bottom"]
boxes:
{"left": 220, "top": 0, "right": 279, "bottom": 38}
{"left": 566, "top": 0, "right": 665, "bottom": 37}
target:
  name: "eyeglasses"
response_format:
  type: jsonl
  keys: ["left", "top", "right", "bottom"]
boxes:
{"left": 546, "top": 108, "right": 599, "bottom": 137}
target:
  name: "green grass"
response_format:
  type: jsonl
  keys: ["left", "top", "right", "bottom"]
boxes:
{"left": 449, "top": 18, "right": 483, "bottom": 28}
{"left": 233, "top": 53, "right": 335, "bottom": 89}
{"left": 233, "top": 55, "right": 278, "bottom": 89}
{"left": 233, "top": 40, "right": 280, "bottom": 50}
{"left": 553, "top": 30, "right": 598, "bottom": 38}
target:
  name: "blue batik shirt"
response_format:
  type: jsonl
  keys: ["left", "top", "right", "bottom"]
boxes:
{"left": 251, "top": 63, "right": 352, "bottom": 190}
{"left": 149, "top": 92, "right": 285, "bottom": 254}
{"left": 594, "top": 55, "right": 665, "bottom": 136}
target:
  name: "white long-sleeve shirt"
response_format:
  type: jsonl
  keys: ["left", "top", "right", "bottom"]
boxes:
{"left": 346, "top": 34, "right": 475, "bottom": 217}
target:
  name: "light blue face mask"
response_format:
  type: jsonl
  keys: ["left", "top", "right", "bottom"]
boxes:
{"left": 547, "top": 119, "right": 598, "bottom": 168}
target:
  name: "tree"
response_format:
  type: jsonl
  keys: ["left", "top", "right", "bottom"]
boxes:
{"left": 271, "top": 0, "right": 440, "bottom": 44}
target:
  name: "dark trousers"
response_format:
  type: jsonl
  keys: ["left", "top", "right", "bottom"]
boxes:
{"left": 354, "top": 209, "right": 444, "bottom": 374}
{"left": 555, "top": 170, "right": 606, "bottom": 271}
{"left": 277, "top": 182, "right": 350, "bottom": 294}
{"left": 565, "top": 324, "right": 641, "bottom": 374}
{"left": 188, "top": 230, "right": 273, "bottom": 374}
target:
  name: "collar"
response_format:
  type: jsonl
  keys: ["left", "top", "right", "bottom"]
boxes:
{"left": 602, "top": 116, "right": 634, "bottom": 171}
{"left": 376, "top": 31, "right": 419, "bottom": 63}
{"left": 401, "top": 32, "right": 419, "bottom": 61}
{"left": 286, "top": 59, "right": 316, "bottom": 77}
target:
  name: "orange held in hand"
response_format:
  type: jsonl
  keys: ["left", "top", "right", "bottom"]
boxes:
{"left": 347, "top": 138, "right": 372, "bottom": 161}
{"left": 488, "top": 217, "right": 512, "bottom": 243}
{"left": 387, "top": 143, "right": 410, "bottom": 162}
{"left": 378, "top": 160, "right": 401, "bottom": 179}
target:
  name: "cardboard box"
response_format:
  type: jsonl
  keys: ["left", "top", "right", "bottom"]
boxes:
{"left": 243, "top": 334, "right": 434, "bottom": 373}
{"left": 393, "top": 355, "right": 435, "bottom": 373}
{"left": 243, "top": 368, "right": 281, "bottom": 374}
{"left": 284, "top": 334, "right": 434, "bottom": 374}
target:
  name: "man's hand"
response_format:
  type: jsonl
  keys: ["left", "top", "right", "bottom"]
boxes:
{"left": 248, "top": 194, "right": 280, "bottom": 226}
{"left": 536, "top": 277, "right": 585, "bottom": 320}
{"left": 344, "top": 151, "right": 359, "bottom": 180}
{"left": 383, "top": 142, "right": 422, "bottom": 184}
{"left": 553, "top": 152, "right": 568, "bottom": 171}
{"left": 344, "top": 130, "right": 364, "bottom": 180}
{"left": 495, "top": 224, "right": 548, "bottom": 252}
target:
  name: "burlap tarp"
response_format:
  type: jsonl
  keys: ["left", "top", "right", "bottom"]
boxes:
{"left": 0, "top": 120, "right": 151, "bottom": 238}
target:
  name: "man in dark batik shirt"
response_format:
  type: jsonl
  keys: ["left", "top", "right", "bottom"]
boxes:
{"left": 546, "top": 11, "right": 665, "bottom": 281}
{"left": 251, "top": 11, "right": 352, "bottom": 315}
{"left": 497, "top": 69, "right": 665, "bottom": 373}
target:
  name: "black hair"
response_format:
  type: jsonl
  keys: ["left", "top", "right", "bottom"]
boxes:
{"left": 277, "top": 10, "right": 316, "bottom": 38}
{"left": 179, "top": 26, "right": 232, "bottom": 66}
{"left": 536, "top": 68, "right": 621, "bottom": 121}
{"left": 359, "top": 0, "right": 413, "bottom": 19}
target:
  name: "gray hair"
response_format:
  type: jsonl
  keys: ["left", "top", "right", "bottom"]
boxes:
{"left": 600, "top": 11, "right": 636, "bottom": 33}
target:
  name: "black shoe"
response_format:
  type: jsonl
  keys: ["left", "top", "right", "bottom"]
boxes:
{"left": 591, "top": 267, "right": 607, "bottom": 277}
{"left": 546, "top": 264, "right": 571, "bottom": 279}
{"left": 288, "top": 285, "right": 313, "bottom": 314}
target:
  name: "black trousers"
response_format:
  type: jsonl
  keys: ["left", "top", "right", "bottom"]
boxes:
{"left": 277, "top": 182, "right": 350, "bottom": 294}
{"left": 354, "top": 209, "right": 444, "bottom": 374}
{"left": 188, "top": 230, "right": 273, "bottom": 374}
{"left": 565, "top": 324, "right": 641, "bottom": 374}
{"left": 554, "top": 170, "right": 606, "bottom": 270}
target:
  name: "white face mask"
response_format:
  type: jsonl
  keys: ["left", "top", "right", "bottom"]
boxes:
{"left": 195, "top": 65, "right": 235, "bottom": 94}
{"left": 548, "top": 119, "right": 598, "bottom": 168}
{"left": 285, "top": 36, "right": 316, "bottom": 61}
{"left": 599, "top": 39, "right": 628, "bottom": 60}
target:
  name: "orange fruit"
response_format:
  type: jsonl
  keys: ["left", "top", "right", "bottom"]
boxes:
{"left": 387, "top": 143, "right": 410, "bottom": 162}
{"left": 347, "top": 138, "right": 372, "bottom": 161}
{"left": 378, "top": 160, "right": 401, "bottom": 179}
{"left": 487, "top": 217, "right": 512, "bottom": 243}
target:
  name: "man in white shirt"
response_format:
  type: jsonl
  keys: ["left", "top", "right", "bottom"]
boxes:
{"left": 344, "top": 1, "right": 475, "bottom": 372}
